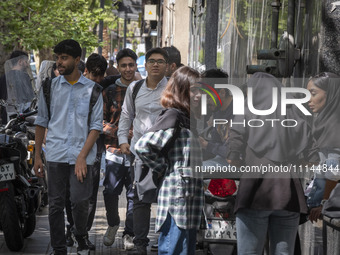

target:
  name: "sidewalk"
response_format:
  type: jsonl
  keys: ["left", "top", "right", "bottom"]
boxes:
{"left": 0, "top": 186, "right": 158, "bottom": 255}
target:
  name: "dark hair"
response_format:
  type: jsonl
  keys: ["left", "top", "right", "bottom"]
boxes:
{"left": 78, "top": 60, "right": 86, "bottom": 73}
{"left": 9, "top": 50, "right": 28, "bottom": 66}
{"left": 10, "top": 50, "right": 28, "bottom": 60}
{"left": 202, "top": 68, "right": 229, "bottom": 79}
{"left": 161, "top": 66, "right": 200, "bottom": 116}
{"left": 116, "top": 48, "right": 138, "bottom": 63}
{"left": 163, "top": 46, "right": 181, "bottom": 66}
{"left": 309, "top": 72, "right": 340, "bottom": 92}
{"left": 145, "top": 47, "right": 169, "bottom": 63}
{"left": 52, "top": 62, "right": 57, "bottom": 71}
{"left": 202, "top": 68, "right": 230, "bottom": 96}
{"left": 53, "top": 39, "right": 82, "bottom": 58}
{"left": 109, "top": 60, "right": 114, "bottom": 65}
{"left": 86, "top": 53, "right": 107, "bottom": 77}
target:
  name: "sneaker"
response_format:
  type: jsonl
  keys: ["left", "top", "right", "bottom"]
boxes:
{"left": 151, "top": 243, "right": 158, "bottom": 252}
{"left": 103, "top": 225, "right": 119, "bottom": 246}
{"left": 85, "top": 234, "right": 95, "bottom": 250}
{"left": 127, "top": 245, "right": 147, "bottom": 255}
{"left": 75, "top": 235, "right": 90, "bottom": 255}
{"left": 65, "top": 224, "right": 74, "bottom": 247}
{"left": 123, "top": 234, "right": 135, "bottom": 250}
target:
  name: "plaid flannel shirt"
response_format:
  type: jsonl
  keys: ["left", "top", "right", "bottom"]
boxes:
{"left": 102, "top": 84, "right": 132, "bottom": 153}
{"left": 135, "top": 127, "right": 204, "bottom": 232}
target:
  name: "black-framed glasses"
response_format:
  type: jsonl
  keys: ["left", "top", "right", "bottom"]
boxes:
{"left": 146, "top": 59, "right": 167, "bottom": 65}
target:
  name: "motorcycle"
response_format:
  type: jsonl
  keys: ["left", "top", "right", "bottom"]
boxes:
{"left": 197, "top": 178, "right": 238, "bottom": 255}
{"left": 0, "top": 55, "right": 43, "bottom": 251}
{"left": 0, "top": 109, "right": 43, "bottom": 251}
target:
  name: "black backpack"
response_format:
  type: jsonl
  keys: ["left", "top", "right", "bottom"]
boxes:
{"left": 42, "top": 78, "right": 102, "bottom": 126}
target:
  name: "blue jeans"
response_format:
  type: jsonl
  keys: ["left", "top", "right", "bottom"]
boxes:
{"left": 236, "top": 209, "right": 299, "bottom": 255}
{"left": 158, "top": 213, "right": 196, "bottom": 255}
{"left": 103, "top": 159, "right": 134, "bottom": 236}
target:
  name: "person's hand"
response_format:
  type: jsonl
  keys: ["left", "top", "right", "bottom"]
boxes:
{"left": 120, "top": 143, "right": 131, "bottom": 155}
{"left": 33, "top": 156, "right": 44, "bottom": 178}
{"left": 75, "top": 155, "right": 87, "bottom": 183}
{"left": 199, "top": 137, "right": 208, "bottom": 149}
{"left": 309, "top": 206, "right": 323, "bottom": 223}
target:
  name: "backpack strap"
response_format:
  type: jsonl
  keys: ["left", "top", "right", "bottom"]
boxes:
{"left": 88, "top": 83, "right": 103, "bottom": 126}
{"left": 132, "top": 79, "right": 144, "bottom": 115}
{"left": 42, "top": 77, "right": 52, "bottom": 120}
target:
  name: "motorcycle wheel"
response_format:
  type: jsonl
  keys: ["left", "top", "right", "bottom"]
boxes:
{"left": 0, "top": 183, "right": 24, "bottom": 251}
{"left": 23, "top": 213, "right": 36, "bottom": 238}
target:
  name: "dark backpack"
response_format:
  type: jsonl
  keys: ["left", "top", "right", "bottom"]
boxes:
{"left": 42, "top": 78, "right": 102, "bottom": 126}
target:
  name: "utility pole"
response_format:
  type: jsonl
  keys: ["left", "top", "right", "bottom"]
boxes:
{"left": 204, "top": 0, "right": 219, "bottom": 70}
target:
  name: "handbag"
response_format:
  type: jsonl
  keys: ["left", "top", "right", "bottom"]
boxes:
{"left": 134, "top": 109, "right": 188, "bottom": 203}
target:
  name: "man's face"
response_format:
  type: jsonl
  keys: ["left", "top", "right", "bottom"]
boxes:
{"left": 145, "top": 53, "right": 167, "bottom": 79}
{"left": 55, "top": 54, "right": 79, "bottom": 76}
{"left": 117, "top": 57, "right": 137, "bottom": 83}
{"left": 165, "top": 62, "right": 177, "bottom": 77}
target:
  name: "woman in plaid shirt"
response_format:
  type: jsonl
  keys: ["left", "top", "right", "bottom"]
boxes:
{"left": 135, "top": 66, "right": 204, "bottom": 255}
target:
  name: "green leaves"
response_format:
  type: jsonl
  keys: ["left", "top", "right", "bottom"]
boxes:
{"left": 0, "top": 0, "right": 118, "bottom": 51}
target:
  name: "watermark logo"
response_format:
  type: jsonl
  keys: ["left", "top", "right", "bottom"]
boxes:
{"left": 198, "top": 82, "right": 223, "bottom": 115}
{"left": 201, "top": 84, "right": 311, "bottom": 117}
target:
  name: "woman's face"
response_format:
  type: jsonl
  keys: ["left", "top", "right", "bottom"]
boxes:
{"left": 307, "top": 81, "right": 327, "bottom": 113}
{"left": 190, "top": 85, "right": 202, "bottom": 110}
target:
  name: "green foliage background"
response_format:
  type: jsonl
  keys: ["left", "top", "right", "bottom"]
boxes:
{"left": 0, "top": 0, "right": 119, "bottom": 52}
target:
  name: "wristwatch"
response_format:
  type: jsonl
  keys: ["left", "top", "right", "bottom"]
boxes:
{"left": 320, "top": 199, "right": 328, "bottom": 206}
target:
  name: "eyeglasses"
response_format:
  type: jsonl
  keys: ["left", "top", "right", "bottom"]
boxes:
{"left": 146, "top": 59, "right": 167, "bottom": 65}
{"left": 119, "top": 63, "right": 135, "bottom": 68}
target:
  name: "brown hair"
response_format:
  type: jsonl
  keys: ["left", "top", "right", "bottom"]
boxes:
{"left": 160, "top": 66, "right": 200, "bottom": 116}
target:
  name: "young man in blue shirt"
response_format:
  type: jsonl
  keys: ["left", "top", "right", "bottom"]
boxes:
{"left": 34, "top": 39, "right": 103, "bottom": 255}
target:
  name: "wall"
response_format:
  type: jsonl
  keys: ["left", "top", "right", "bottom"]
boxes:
{"left": 161, "top": 0, "right": 190, "bottom": 65}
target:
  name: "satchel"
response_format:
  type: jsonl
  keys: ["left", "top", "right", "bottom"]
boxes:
{"left": 134, "top": 109, "right": 188, "bottom": 203}
{"left": 322, "top": 183, "right": 340, "bottom": 218}
{"left": 134, "top": 159, "right": 161, "bottom": 203}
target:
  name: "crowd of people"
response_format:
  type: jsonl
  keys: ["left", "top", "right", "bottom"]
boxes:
{"left": 0, "top": 38, "right": 339, "bottom": 255}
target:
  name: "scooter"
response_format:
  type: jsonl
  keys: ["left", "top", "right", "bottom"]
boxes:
{"left": 0, "top": 110, "right": 42, "bottom": 251}
{"left": 197, "top": 178, "right": 238, "bottom": 255}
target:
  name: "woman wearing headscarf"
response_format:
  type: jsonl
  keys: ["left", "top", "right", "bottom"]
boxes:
{"left": 227, "top": 72, "right": 319, "bottom": 255}
{"left": 305, "top": 72, "right": 340, "bottom": 222}
{"left": 135, "top": 66, "right": 204, "bottom": 255}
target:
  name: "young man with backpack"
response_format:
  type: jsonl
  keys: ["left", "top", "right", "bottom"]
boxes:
{"left": 63, "top": 53, "right": 108, "bottom": 250}
{"left": 101, "top": 48, "right": 138, "bottom": 250}
{"left": 118, "top": 47, "right": 169, "bottom": 255}
{"left": 34, "top": 39, "right": 103, "bottom": 255}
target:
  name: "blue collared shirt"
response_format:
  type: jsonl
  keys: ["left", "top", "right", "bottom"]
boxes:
{"left": 34, "top": 75, "right": 103, "bottom": 165}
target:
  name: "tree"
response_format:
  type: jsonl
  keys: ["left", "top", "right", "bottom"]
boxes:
{"left": 0, "top": 0, "right": 119, "bottom": 74}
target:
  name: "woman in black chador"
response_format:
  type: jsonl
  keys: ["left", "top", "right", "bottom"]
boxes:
{"left": 227, "top": 72, "right": 319, "bottom": 255}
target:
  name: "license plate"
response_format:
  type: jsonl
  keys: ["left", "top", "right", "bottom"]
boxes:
{"left": 0, "top": 163, "right": 16, "bottom": 182}
{"left": 204, "top": 219, "right": 237, "bottom": 241}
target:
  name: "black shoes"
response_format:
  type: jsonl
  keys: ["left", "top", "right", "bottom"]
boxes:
{"left": 75, "top": 235, "right": 90, "bottom": 255}
{"left": 127, "top": 245, "right": 147, "bottom": 255}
